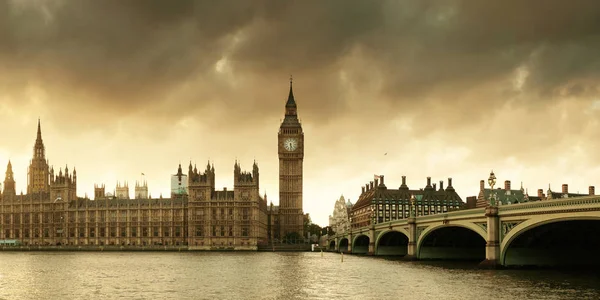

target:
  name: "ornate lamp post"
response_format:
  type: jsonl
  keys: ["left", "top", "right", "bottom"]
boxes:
{"left": 410, "top": 194, "right": 416, "bottom": 218}
{"left": 488, "top": 170, "right": 497, "bottom": 207}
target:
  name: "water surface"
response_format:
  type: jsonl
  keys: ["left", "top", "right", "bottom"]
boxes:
{"left": 0, "top": 252, "right": 599, "bottom": 300}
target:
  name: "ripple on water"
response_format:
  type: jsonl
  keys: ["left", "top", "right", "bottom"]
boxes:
{"left": 1, "top": 252, "right": 600, "bottom": 300}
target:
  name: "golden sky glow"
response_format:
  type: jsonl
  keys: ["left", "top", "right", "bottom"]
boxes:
{"left": 1, "top": 1, "right": 600, "bottom": 225}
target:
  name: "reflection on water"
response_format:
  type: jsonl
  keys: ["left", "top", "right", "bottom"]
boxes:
{"left": 0, "top": 252, "right": 599, "bottom": 300}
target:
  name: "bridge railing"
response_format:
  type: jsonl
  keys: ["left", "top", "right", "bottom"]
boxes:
{"left": 414, "top": 207, "right": 486, "bottom": 222}
{"left": 498, "top": 195, "right": 600, "bottom": 213}
{"left": 332, "top": 207, "right": 488, "bottom": 238}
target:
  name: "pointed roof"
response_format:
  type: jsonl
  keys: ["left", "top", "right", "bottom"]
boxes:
{"left": 286, "top": 75, "right": 296, "bottom": 108}
{"left": 37, "top": 118, "right": 42, "bottom": 140}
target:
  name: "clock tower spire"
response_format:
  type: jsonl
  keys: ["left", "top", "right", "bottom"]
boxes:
{"left": 286, "top": 75, "right": 297, "bottom": 116}
{"left": 277, "top": 77, "right": 305, "bottom": 241}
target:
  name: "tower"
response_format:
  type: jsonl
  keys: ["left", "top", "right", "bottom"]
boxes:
{"left": 135, "top": 180, "right": 148, "bottom": 199}
{"left": 187, "top": 161, "right": 215, "bottom": 201}
{"left": 27, "top": 119, "right": 50, "bottom": 194}
{"left": 49, "top": 165, "right": 77, "bottom": 202}
{"left": 278, "top": 77, "right": 305, "bottom": 239}
{"left": 3, "top": 160, "right": 16, "bottom": 199}
{"left": 115, "top": 181, "right": 130, "bottom": 199}
{"left": 94, "top": 184, "right": 106, "bottom": 199}
{"left": 171, "top": 163, "right": 188, "bottom": 197}
{"left": 233, "top": 160, "right": 260, "bottom": 201}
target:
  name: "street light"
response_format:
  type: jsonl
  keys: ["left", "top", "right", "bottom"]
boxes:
{"left": 488, "top": 170, "right": 497, "bottom": 206}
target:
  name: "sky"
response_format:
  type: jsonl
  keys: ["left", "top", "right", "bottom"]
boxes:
{"left": 1, "top": 0, "right": 600, "bottom": 226}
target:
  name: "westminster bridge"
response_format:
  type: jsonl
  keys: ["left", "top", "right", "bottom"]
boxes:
{"left": 327, "top": 195, "right": 600, "bottom": 267}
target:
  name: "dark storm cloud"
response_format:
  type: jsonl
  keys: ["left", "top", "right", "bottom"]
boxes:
{"left": 1, "top": 0, "right": 600, "bottom": 126}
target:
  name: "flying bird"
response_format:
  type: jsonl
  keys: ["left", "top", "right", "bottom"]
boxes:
{"left": 384, "top": 153, "right": 387, "bottom": 156}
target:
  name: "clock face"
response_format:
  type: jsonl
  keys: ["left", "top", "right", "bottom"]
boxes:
{"left": 284, "top": 138, "right": 298, "bottom": 151}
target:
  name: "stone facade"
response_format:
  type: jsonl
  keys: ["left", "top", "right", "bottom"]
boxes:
{"left": 186, "top": 161, "right": 268, "bottom": 250}
{"left": 0, "top": 121, "right": 268, "bottom": 250}
{"left": 350, "top": 175, "right": 464, "bottom": 229}
{"left": 328, "top": 195, "right": 353, "bottom": 235}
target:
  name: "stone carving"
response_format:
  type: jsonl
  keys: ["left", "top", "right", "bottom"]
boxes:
{"left": 416, "top": 226, "right": 427, "bottom": 239}
{"left": 501, "top": 221, "right": 522, "bottom": 238}
{"left": 475, "top": 222, "right": 488, "bottom": 232}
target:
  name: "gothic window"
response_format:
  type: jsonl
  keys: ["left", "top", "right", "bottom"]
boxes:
{"left": 163, "top": 227, "right": 170, "bottom": 237}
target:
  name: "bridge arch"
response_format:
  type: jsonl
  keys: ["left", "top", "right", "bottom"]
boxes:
{"left": 500, "top": 213, "right": 600, "bottom": 266}
{"left": 417, "top": 222, "right": 487, "bottom": 260}
{"left": 375, "top": 229, "right": 409, "bottom": 256}
{"left": 338, "top": 238, "right": 349, "bottom": 253}
{"left": 352, "top": 234, "right": 370, "bottom": 254}
{"left": 329, "top": 240, "right": 336, "bottom": 251}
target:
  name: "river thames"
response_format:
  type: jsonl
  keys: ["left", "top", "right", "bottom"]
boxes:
{"left": 1, "top": 251, "right": 599, "bottom": 300}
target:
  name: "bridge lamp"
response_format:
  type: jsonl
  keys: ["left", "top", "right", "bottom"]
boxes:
{"left": 488, "top": 170, "right": 496, "bottom": 189}
{"left": 410, "top": 194, "right": 416, "bottom": 217}
{"left": 488, "top": 170, "right": 497, "bottom": 206}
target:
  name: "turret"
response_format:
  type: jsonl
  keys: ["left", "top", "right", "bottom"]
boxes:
{"left": 94, "top": 183, "right": 106, "bottom": 199}
{"left": 188, "top": 160, "right": 215, "bottom": 201}
{"left": 50, "top": 164, "right": 77, "bottom": 201}
{"left": 2, "top": 160, "right": 16, "bottom": 199}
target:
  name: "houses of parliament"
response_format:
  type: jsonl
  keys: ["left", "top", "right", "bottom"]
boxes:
{"left": 0, "top": 82, "right": 306, "bottom": 249}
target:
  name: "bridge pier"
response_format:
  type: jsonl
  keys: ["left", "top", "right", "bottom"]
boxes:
{"left": 347, "top": 233, "right": 353, "bottom": 254}
{"left": 479, "top": 206, "right": 501, "bottom": 268}
{"left": 404, "top": 217, "right": 418, "bottom": 261}
{"left": 368, "top": 226, "right": 375, "bottom": 255}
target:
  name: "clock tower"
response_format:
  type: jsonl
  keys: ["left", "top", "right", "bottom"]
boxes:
{"left": 278, "top": 78, "right": 304, "bottom": 240}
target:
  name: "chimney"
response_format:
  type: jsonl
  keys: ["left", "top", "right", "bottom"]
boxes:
{"left": 432, "top": 183, "right": 437, "bottom": 190}
{"left": 374, "top": 178, "right": 379, "bottom": 187}
{"left": 370, "top": 181, "right": 374, "bottom": 190}
{"left": 505, "top": 180, "right": 511, "bottom": 191}
{"left": 537, "top": 189, "right": 544, "bottom": 198}
{"left": 589, "top": 186, "right": 595, "bottom": 196}
{"left": 365, "top": 184, "right": 369, "bottom": 191}
{"left": 426, "top": 177, "right": 431, "bottom": 187}
{"left": 562, "top": 184, "right": 568, "bottom": 194}
{"left": 402, "top": 176, "right": 406, "bottom": 186}
{"left": 439, "top": 181, "right": 444, "bottom": 190}
{"left": 380, "top": 175, "right": 384, "bottom": 186}
{"left": 480, "top": 180, "right": 485, "bottom": 191}
{"left": 448, "top": 178, "right": 453, "bottom": 187}
{"left": 361, "top": 186, "right": 365, "bottom": 194}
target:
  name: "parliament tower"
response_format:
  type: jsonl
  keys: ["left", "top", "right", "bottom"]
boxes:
{"left": 278, "top": 79, "right": 305, "bottom": 239}
{"left": 27, "top": 119, "right": 50, "bottom": 194}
